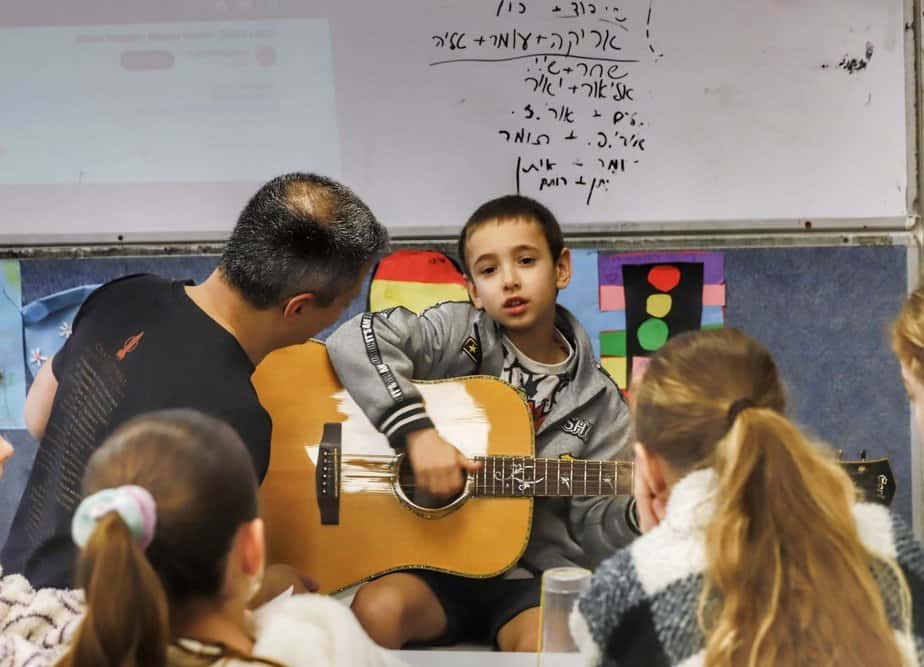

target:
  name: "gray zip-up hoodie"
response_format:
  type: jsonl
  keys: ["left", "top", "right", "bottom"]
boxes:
{"left": 326, "top": 301, "right": 638, "bottom": 572}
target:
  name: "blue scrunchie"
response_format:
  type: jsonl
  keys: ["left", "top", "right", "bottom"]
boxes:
{"left": 71, "top": 485, "right": 157, "bottom": 550}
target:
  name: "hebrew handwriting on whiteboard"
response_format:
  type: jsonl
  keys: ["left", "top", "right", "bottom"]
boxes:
{"left": 429, "top": 1, "right": 659, "bottom": 207}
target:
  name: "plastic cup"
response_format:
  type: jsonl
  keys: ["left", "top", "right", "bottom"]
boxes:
{"left": 537, "top": 566, "right": 591, "bottom": 662}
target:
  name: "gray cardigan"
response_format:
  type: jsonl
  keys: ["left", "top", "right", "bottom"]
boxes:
{"left": 326, "top": 301, "right": 637, "bottom": 571}
{"left": 571, "top": 468, "right": 924, "bottom": 666}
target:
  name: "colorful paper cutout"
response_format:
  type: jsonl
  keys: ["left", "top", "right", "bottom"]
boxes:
{"left": 702, "top": 284, "right": 725, "bottom": 306}
{"left": 647, "top": 265, "right": 681, "bottom": 292}
{"left": 646, "top": 294, "right": 672, "bottom": 318}
{"left": 0, "top": 261, "right": 25, "bottom": 429}
{"left": 624, "top": 262, "right": 704, "bottom": 357}
{"left": 600, "top": 356, "right": 627, "bottom": 388}
{"left": 598, "top": 251, "right": 724, "bottom": 285}
{"left": 22, "top": 284, "right": 100, "bottom": 380}
{"left": 558, "top": 250, "right": 626, "bottom": 359}
{"left": 701, "top": 306, "right": 724, "bottom": 327}
{"left": 369, "top": 281, "right": 469, "bottom": 316}
{"left": 637, "top": 318, "right": 670, "bottom": 351}
{"left": 599, "top": 331, "right": 627, "bottom": 356}
{"left": 369, "top": 250, "right": 468, "bottom": 314}
{"left": 599, "top": 285, "right": 625, "bottom": 311}
{"left": 597, "top": 251, "right": 725, "bottom": 392}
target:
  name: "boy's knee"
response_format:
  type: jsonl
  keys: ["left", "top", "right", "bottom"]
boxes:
{"left": 351, "top": 582, "right": 410, "bottom": 648}
{"left": 496, "top": 608, "right": 540, "bottom": 652}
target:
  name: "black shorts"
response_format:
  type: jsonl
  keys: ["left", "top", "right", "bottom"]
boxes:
{"left": 409, "top": 569, "right": 541, "bottom": 646}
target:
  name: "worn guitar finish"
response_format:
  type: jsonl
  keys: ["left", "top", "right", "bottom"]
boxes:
{"left": 254, "top": 340, "right": 540, "bottom": 594}
{"left": 253, "top": 340, "right": 895, "bottom": 594}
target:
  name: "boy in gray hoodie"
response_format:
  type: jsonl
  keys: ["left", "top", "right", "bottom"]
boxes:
{"left": 326, "top": 195, "right": 637, "bottom": 651}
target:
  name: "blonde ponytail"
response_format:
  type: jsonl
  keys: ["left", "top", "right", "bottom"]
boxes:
{"left": 893, "top": 287, "right": 924, "bottom": 380}
{"left": 700, "top": 409, "right": 909, "bottom": 667}
{"left": 633, "top": 328, "right": 913, "bottom": 667}
{"left": 56, "top": 513, "right": 169, "bottom": 667}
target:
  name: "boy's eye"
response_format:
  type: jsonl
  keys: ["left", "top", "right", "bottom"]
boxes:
{"left": 519, "top": 256, "right": 536, "bottom": 265}
{"left": 479, "top": 266, "right": 496, "bottom": 275}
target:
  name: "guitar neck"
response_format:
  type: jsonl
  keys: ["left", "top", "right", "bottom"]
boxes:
{"left": 471, "top": 456, "right": 634, "bottom": 498}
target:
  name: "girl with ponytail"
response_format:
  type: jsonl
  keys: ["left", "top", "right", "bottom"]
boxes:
{"left": 893, "top": 286, "right": 924, "bottom": 438}
{"left": 56, "top": 409, "right": 405, "bottom": 667}
{"left": 571, "top": 327, "right": 924, "bottom": 666}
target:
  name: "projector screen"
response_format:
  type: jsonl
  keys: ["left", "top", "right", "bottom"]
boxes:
{"left": 0, "top": 0, "right": 910, "bottom": 243}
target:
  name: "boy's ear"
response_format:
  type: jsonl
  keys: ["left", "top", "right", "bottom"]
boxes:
{"left": 465, "top": 277, "right": 484, "bottom": 309}
{"left": 555, "top": 247, "right": 572, "bottom": 290}
{"left": 282, "top": 292, "right": 316, "bottom": 318}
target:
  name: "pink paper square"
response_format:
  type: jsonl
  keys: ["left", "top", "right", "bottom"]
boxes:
{"left": 599, "top": 285, "right": 626, "bottom": 311}
{"left": 702, "top": 284, "right": 725, "bottom": 306}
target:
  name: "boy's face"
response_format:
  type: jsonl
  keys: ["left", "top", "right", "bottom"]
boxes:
{"left": 464, "top": 217, "right": 571, "bottom": 335}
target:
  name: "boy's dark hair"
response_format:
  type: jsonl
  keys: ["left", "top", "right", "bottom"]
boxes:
{"left": 456, "top": 195, "right": 564, "bottom": 275}
{"left": 220, "top": 172, "right": 389, "bottom": 308}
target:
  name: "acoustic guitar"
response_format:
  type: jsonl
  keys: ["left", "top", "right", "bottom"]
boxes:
{"left": 252, "top": 340, "right": 896, "bottom": 594}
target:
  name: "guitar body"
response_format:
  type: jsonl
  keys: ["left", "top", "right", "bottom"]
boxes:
{"left": 252, "top": 340, "right": 535, "bottom": 594}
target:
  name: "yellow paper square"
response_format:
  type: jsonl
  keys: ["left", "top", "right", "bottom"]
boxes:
{"left": 600, "top": 356, "right": 628, "bottom": 389}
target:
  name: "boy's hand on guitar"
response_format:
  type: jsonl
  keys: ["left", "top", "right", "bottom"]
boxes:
{"left": 405, "top": 428, "right": 482, "bottom": 499}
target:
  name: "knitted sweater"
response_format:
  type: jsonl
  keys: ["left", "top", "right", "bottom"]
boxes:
{"left": 570, "top": 469, "right": 924, "bottom": 667}
{"left": 0, "top": 570, "right": 83, "bottom": 667}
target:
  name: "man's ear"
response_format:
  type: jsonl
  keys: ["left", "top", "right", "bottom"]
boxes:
{"left": 282, "top": 292, "right": 316, "bottom": 319}
{"left": 466, "top": 277, "right": 483, "bottom": 309}
{"left": 237, "top": 518, "right": 265, "bottom": 578}
{"left": 635, "top": 442, "right": 668, "bottom": 496}
{"left": 555, "top": 247, "right": 572, "bottom": 290}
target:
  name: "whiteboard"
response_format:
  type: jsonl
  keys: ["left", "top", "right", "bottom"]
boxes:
{"left": 0, "top": 0, "right": 909, "bottom": 242}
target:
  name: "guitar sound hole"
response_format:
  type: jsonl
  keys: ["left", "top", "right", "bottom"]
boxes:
{"left": 397, "top": 456, "right": 466, "bottom": 509}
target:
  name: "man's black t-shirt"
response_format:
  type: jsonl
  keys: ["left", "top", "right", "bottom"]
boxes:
{"left": 1, "top": 274, "right": 272, "bottom": 588}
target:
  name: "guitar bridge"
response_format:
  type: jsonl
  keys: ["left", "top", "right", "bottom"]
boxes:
{"left": 317, "top": 423, "right": 341, "bottom": 525}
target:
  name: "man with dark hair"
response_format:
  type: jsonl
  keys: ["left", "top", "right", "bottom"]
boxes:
{"left": 3, "top": 172, "right": 388, "bottom": 588}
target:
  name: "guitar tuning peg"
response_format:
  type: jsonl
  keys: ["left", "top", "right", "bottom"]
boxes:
{"left": 836, "top": 449, "right": 843, "bottom": 460}
{"left": 860, "top": 449, "right": 867, "bottom": 461}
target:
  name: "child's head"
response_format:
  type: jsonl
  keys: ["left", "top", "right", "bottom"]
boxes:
{"left": 632, "top": 328, "right": 908, "bottom": 667}
{"left": 892, "top": 287, "right": 924, "bottom": 434}
{"left": 633, "top": 327, "right": 786, "bottom": 473}
{"left": 60, "top": 409, "right": 263, "bottom": 667}
{"left": 457, "top": 195, "right": 570, "bottom": 338}
{"left": 457, "top": 195, "right": 564, "bottom": 273}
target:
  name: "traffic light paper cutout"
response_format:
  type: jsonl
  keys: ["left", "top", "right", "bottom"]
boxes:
{"left": 623, "top": 262, "right": 704, "bottom": 358}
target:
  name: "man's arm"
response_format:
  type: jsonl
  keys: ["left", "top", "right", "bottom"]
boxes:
{"left": 24, "top": 359, "right": 57, "bottom": 441}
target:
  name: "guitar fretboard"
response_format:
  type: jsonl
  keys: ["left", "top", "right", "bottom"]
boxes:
{"left": 471, "top": 456, "right": 633, "bottom": 497}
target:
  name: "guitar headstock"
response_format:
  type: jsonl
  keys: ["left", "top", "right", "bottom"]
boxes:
{"left": 841, "top": 457, "right": 895, "bottom": 506}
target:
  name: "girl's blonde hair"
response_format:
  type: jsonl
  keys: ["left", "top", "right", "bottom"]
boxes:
{"left": 893, "top": 287, "right": 924, "bottom": 381}
{"left": 633, "top": 328, "right": 910, "bottom": 667}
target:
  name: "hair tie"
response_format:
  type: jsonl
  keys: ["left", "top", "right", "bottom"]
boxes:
{"left": 71, "top": 485, "right": 157, "bottom": 550}
{"left": 726, "top": 398, "right": 756, "bottom": 427}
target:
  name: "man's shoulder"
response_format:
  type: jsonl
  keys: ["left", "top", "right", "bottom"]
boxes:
{"left": 74, "top": 274, "right": 177, "bottom": 321}
{"left": 97, "top": 273, "right": 174, "bottom": 297}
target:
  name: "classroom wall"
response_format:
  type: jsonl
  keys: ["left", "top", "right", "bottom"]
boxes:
{"left": 0, "top": 244, "right": 910, "bottom": 550}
